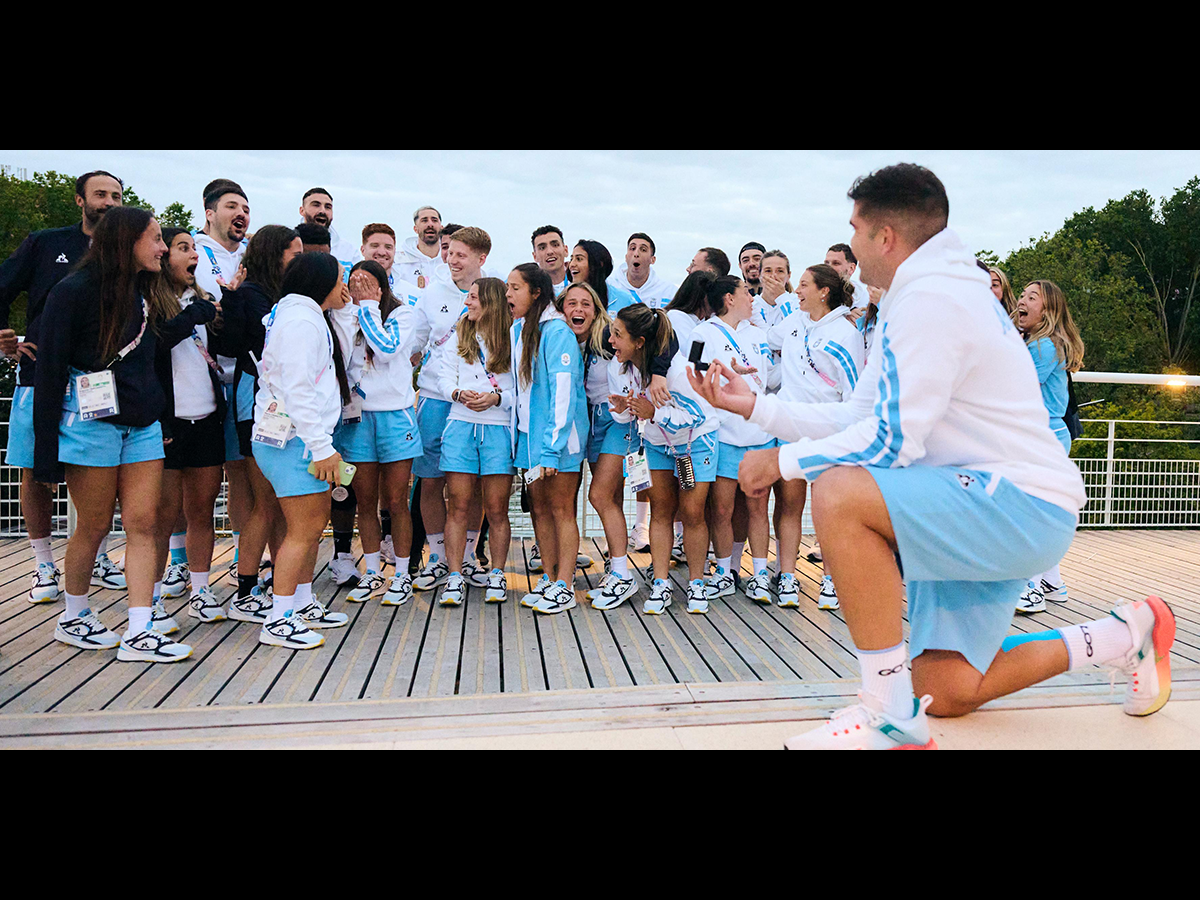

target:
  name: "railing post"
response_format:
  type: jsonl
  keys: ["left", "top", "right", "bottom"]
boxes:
{"left": 1103, "top": 420, "right": 1116, "bottom": 527}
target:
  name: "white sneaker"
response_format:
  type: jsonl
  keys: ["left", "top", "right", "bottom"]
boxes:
{"left": 382, "top": 574, "right": 414, "bottom": 607}
{"left": 29, "top": 562, "right": 62, "bottom": 604}
{"left": 118, "top": 628, "right": 193, "bottom": 664}
{"left": 521, "top": 575, "right": 552, "bottom": 609}
{"left": 686, "top": 581, "right": 709, "bottom": 616}
{"left": 229, "top": 587, "right": 273, "bottom": 624}
{"left": 380, "top": 535, "right": 396, "bottom": 568}
{"left": 807, "top": 544, "right": 823, "bottom": 564}
{"left": 187, "top": 586, "right": 227, "bottom": 623}
{"left": 461, "top": 560, "right": 489, "bottom": 588}
{"left": 746, "top": 571, "right": 772, "bottom": 605}
{"left": 296, "top": 600, "right": 349, "bottom": 630}
{"left": 260, "top": 611, "right": 325, "bottom": 650}
{"left": 706, "top": 569, "right": 735, "bottom": 600}
{"left": 55, "top": 609, "right": 121, "bottom": 651}
{"left": 671, "top": 536, "right": 687, "bottom": 566}
{"left": 778, "top": 574, "right": 801, "bottom": 609}
{"left": 330, "top": 555, "right": 361, "bottom": 589}
{"left": 414, "top": 556, "right": 450, "bottom": 592}
{"left": 628, "top": 524, "right": 650, "bottom": 553}
{"left": 348, "top": 572, "right": 387, "bottom": 604}
{"left": 151, "top": 599, "right": 180, "bottom": 635}
{"left": 591, "top": 574, "right": 638, "bottom": 611}
{"left": 1040, "top": 580, "right": 1069, "bottom": 604}
{"left": 577, "top": 552, "right": 595, "bottom": 570}
{"left": 485, "top": 571, "right": 508, "bottom": 604}
{"left": 92, "top": 553, "right": 127, "bottom": 590}
{"left": 440, "top": 574, "right": 467, "bottom": 607}
{"left": 818, "top": 576, "right": 840, "bottom": 611}
{"left": 1016, "top": 582, "right": 1046, "bottom": 615}
{"left": 533, "top": 582, "right": 578, "bottom": 616}
{"left": 528, "top": 544, "right": 544, "bottom": 575}
{"left": 784, "top": 694, "right": 937, "bottom": 751}
{"left": 161, "top": 563, "right": 190, "bottom": 600}
{"left": 643, "top": 580, "right": 673, "bottom": 616}
{"left": 227, "top": 557, "right": 239, "bottom": 582}
{"left": 1111, "top": 597, "right": 1176, "bottom": 718}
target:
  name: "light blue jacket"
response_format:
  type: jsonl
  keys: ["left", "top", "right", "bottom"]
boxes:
{"left": 528, "top": 318, "right": 588, "bottom": 468}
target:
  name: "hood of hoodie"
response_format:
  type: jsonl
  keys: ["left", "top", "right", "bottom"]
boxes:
{"left": 808, "top": 303, "right": 855, "bottom": 333}
{"left": 266, "top": 293, "right": 325, "bottom": 333}
{"left": 882, "top": 228, "right": 989, "bottom": 313}
{"left": 614, "top": 262, "right": 673, "bottom": 298}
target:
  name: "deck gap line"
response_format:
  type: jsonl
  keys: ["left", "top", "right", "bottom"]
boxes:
{"left": 405, "top": 588, "right": 439, "bottom": 699}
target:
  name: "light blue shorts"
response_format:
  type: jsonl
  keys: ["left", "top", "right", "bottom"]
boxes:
{"left": 223, "top": 383, "right": 243, "bottom": 462}
{"left": 441, "top": 419, "right": 514, "bottom": 477}
{"left": 867, "top": 466, "right": 1078, "bottom": 675}
{"left": 413, "top": 397, "right": 451, "bottom": 479}
{"left": 644, "top": 433, "right": 719, "bottom": 484}
{"left": 516, "top": 429, "right": 584, "bottom": 474}
{"left": 717, "top": 440, "right": 778, "bottom": 481}
{"left": 338, "top": 408, "right": 423, "bottom": 465}
{"left": 58, "top": 413, "right": 165, "bottom": 469}
{"left": 235, "top": 372, "right": 255, "bottom": 422}
{"left": 252, "top": 436, "right": 329, "bottom": 499}
{"left": 6, "top": 385, "right": 35, "bottom": 470}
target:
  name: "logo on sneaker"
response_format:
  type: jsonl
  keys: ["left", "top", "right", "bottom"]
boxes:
{"left": 56, "top": 253, "right": 69, "bottom": 264}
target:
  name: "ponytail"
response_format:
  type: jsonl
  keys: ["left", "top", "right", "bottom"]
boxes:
{"left": 806, "top": 264, "right": 853, "bottom": 310}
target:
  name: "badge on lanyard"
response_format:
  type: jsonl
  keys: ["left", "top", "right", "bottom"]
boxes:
{"left": 254, "top": 397, "right": 292, "bottom": 449}
{"left": 342, "top": 383, "right": 365, "bottom": 425}
{"left": 626, "top": 449, "right": 652, "bottom": 494}
{"left": 76, "top": 370, "right": 119, "bottom": 421}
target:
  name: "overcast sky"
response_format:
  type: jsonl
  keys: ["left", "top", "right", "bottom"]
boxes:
{"left": 3, "top": 150, "right": 1196, "bottom": 284}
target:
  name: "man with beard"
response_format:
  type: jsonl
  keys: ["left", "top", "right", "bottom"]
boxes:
{"left": 299, "top": 187, "right": 360, "bottom": 270}
{"left": 738, "top": 242, "right": 766, "bottom": 296}
{"left": 0, "top": 170, "right": 128, "bottom": 602}
{"left": 395, "top": 205, "right": 443, "bottom": 289}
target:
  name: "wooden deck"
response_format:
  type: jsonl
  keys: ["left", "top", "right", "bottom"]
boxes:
{"left": 0, "top": 530, "right": 1198, "bottom": 746}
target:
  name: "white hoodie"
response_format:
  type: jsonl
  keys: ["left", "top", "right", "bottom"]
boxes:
{"left": 411, "top": 269, "right": 471, "bottom": 402}
{"left": 254, "top": 293, "right": 342, "bottom": 462}
{"left": 691, "top": 317, "right": 775, "bottom": 448}
{"left": 439, "top": 330, "right": 516, "bottom": 427}
{"left": 608, "top": 356, "right": 719, "bottom": 450}
{"left": 395, "top": 236, "right": 444, "bottom": 288}
{"left": 752, "top": 229, "right": 1086, "bottom": 518}
{"left": 767, "top": 305, "right": 864, "bottom": 405}
{"left": 608, "top": 264, "right": 677, "bottom": 310}
{"left": 193, "top": 231, "right": 245, "bottom": 384}
{"left": 353, "top": 299, "right": 418, "bottom": 412}
{"left": 752, "top": 292, "right": 797, "bottom": 331}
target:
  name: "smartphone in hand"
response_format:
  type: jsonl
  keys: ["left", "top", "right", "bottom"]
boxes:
{"left": 689, "top": 341, "right": 708, "bottom": 373}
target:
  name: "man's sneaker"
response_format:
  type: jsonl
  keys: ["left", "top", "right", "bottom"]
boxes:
{"left": 55, "top": 609, "right": 121, "bottom": 651}
{"left": 440, "top": 574, "right": 467, "bottom": 607}
{"left": 260, "top": 611, "right": 325, "bottom": 650}
{"left": 296, "top": 600, "right": 349, "bottom": 630}
{"left": 330, "top": 555, "right": 361, "bottom": 589}
{"left": 382, "top": 574, "right": 414, "bottom": 607}
{"left": 528, "top": 544, "right": 544, "bottom": 575}
{"left": 778, "top": 574, "right": 801, "bottom": 609}
{"left": 227, "top": 558, "right": 239, "bottom": 582}
{"left": 161, "top": 563, "right": 190, "bottom": 600}
{"left": 706, "top": 569, "right": 735, "bottom": 600}
{"left": 1016, "top": 581, "right": 1046, "bottom": 615}
{"left": 229, "top": 587, "right": 273, "bottom": 624}
{"left": 380, "top": 535, "right": 396, "bottom": 568}
{"left": 151, "top": 599, "right": 180, "bottom": 636}
{"left": 818, "top": 576, "right": 840, "bottom": 611}
{"left": 348, "top": 572, "right": 387, "bottom": 604}
{"left": 643, "top": 580, "right": 673, "bottom": 616}
{"left": 29, "top": 562, "right": 62, "bottom": 604}
{"left": 1111, "top": 597, "right": 1177, "bottom": 718}
{"left": 414, "top": 556, "right": 450, "bottom": 592}
{"left": 521, "top": 575, "right": 552, "bottom": 609}
{"left": 746, "top": 571, "right": 772, "bottom": 605}
{"left": 687, "top": 580, "right": 709, "bottom": 616}
{"left": 628, "top": 524, "right": 651, "bottom": 553}
{"left": 591, "top": 574, "right": 638, "bottom": 611}
{"left": 92, "top": 553, "right": 127, "bottom": 590}
{"left": 187, "top": 587, "right": 227, "bottom": 623}
{"left": 118, "top": 628, "right": 193, "bottom": 664}
{"left": 784, "top": 694, "right": 937, "bottom": 751}
{"left": 461, "top": 559, "right": 489, "bottom": 588}
{"left": 671, "top": 536, "right": 687, "bottom": 566}
{"left": 577, "top": 552, "right": 595, "bottom": 570}
{"left": 485, "top": 571, "right": 508, "bottom": 604}
{"left": 533, "top": 582, "right": 578, "bottom": 616}
{"left": 807, "top": 544, "right": 823, "bottom": 564}
{"left": 1040, "top": 580, "right": 1069, "bottom": 604}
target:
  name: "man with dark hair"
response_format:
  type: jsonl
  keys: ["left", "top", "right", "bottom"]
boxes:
{"left": 295, "top": 223, "right": 331, "bottom": 254}
{"left": 688, "top": 247, "right": 731, "bottom": 277}
{"left": 532, "top": 226, "right": 569, "bottom": 295}
{"left": 396, "top": 205, "right": 443, "bottom": 288}
{"left": 608, "top": 232, "right": 677, "bottom": 310}
{"left": 439, "top": 224, "right": 463, "bottom": 265}
{"left": 826, "top": 242, "right": 872, "bottom": 310}
{"left": 692, "top": 164, "right": 1171, "bottom": 751}
{"left": 1, "top": 170, "right": 127, "bottom": 601}
{"left": 738, "top": 242, "right": 766, "bottom": 296}
{"left": 299, "top": 187, "right": 360, "bottom": 268}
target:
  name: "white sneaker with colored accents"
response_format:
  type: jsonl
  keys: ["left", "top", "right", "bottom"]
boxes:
{"left": 161, "top": 563, "right": 190, "bottom": 600}
{"left": 187, "top": 587, "right": 227, "bottom": 623}
{"left": 1040, "top": 580, "right": 1069, "bottom": 604}
{"left": 118, "top": 628, "right": 193, "bottom": 664}
{"left": 1016, "top": 582, "right": 1046, "bottom": 615}
{"left": 628, "top": 524, "right": 650, "bottom": 554}
{"left": 440, "top": 574, "right": 467, "bottom": 607}
{"left": 706, "top": 569, "right": 735, "bottom": 600}
{"left": 807, "top": 544, "right": 823, "bottom": 564}
{"left": 296, "top": 600, "right": 349, "bottom": 630}
{"left": 746, "top": 571, "right": 772, "bottom": 605}
{"left": 644, "top": 580, "right": 673, "bottom": 616}
{"left": 686, "top": 581, "right": 709, "bottom": 616}
{"left": 671, "top": 536, "right": 687, "bottom": 566}
{"left": 1111, "top": 597, "right": 1176, "bottom": 718}
{"left": 29, "top": 562, "right": 62, "bottom": 604}
{"left": 348, "top": 572, "right": 387, "bottom": 604}
{"left": 229, "top": 587, "right": 273, "bottom": 624}
{"left": 151, "top": 599, "right": 180, "bottom": 635}
{"left": 380, "top": 535, "right": 396, "bottom": 568}
{"left": 533, "top": 582, "right": 578, "bottom": 616}
{"left": 591, "top": 574, "right": 638, "bottom": 611}
{"left": 521, "top": 575, "right": 552, "bottom": 609}
{"left": 92, "top": 553, "right": 127, "bottom": 590}
{"left": 260, "top": 611, "right": 325, "bottom": 650}
{"left": 382, "top": 574, "right": 414, "bottom": 607}
{"left": 414, "top": 556, "right": 450, "bottom": 592}
{"left": 784, "top": 695, "right": 938, "bottom": 751}
{"left": 329, "top": 555, "right": 361, "bottom": 589}
{"left": 818, "top": 576, "right": 840, "bottom": 611}
{"left": 55, "top": 609, "right": 121, "bottom": 651}
{"left": 528, "top": 544, "right": 545, "bottom": 575}
{"left": 461, "top": 560, "right": 489, "bottom": 588}
{"left": 485, "top": 571, "right": 508, "bottom": 604}
{"left": 777, "top": 574, "right": 801, "bottom": 609}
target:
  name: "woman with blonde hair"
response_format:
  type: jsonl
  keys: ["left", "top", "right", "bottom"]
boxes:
{"left": 989, "top": 266, "right": 1017, "bottom": 315}
{"left": 1014, "top": 279, "right": 1085, "bottom": 615}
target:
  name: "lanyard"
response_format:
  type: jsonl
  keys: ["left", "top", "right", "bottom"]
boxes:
{"left": 433, "top": 306, "right": 470, "bottom": 349}
{"left": 202, "top": 245, "right": 222, "bottom": 278}
{"left": 107, "top": 299, "right": 150, "bottom": 368}
{"left": 476, "top": 342, "right": 501, "bottom": 391}
{"left": 189, "top": 329, "right": 223, "bottom": 375}
{"left": 713, "top": 322, "right": 764, "bottom": 390}
{"left": 803, "top": 333, "right": 839, "bottom": 389}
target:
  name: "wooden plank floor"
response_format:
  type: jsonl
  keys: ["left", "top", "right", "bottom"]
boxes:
{"left": 0, "top": 530, "right": 1197, "bottom": 717}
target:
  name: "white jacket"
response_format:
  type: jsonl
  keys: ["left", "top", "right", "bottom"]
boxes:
{"left": 767, "top": 305, "right": 863, "bottom": 404}
{"left": 411, "top": 271, "right": 471, "bottom": 402}
{"left": 328, "top": 226, "right": 363, "bottom": 270}
{"left": 440, "top": 329, "right": 516, "bottom": 427}
{"left": 193, "top": 231, "right": 246, "bottom": 384}
{"left": 752, "top": 292, "right": 797, "bottom": 331}
{"left": 691, "top": 317, "right": 775, "bottom": 448}
{"left": 395, "top": 236, "right": 443, "bottom": 288}
{"left": 609, "top": 356, "right": 719, "bottom": 450}
{"left": 754, "top": 229, "right": 1086, "bottom": 518}
{"left": 667, "top": 310, "right": 705, "bottom": 360}
{"left": 353, "top": 299, "right": 417, "bottom": 412}
{"left": 608, "top": 264, "right": 677, "bottom": 310}
{"left": 254, "top": 293, "right": 341, "bottom": 461}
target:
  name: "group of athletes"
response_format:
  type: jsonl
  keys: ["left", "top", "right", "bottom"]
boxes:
{"left": 0, "top": 161, "right": 1176, "bottom": 750}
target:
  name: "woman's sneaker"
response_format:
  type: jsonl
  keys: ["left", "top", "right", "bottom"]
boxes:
{"left": 187, "top": 587, "right": 227, "bottom": 623}
{"left": 1016, "top": 582, "right": 1046, "bottom": 615}
{"left": 686, "top": 580, "right": 709, "bottom": 616}
{"left": 533, "top": 582, "right": 577, "bottom": 616}
{"left": 260, "top": 610, "right": 325, "bottom": 650}
{"left": 706, "top": 569, "right": 735, "bottom": 600}
{"left": 461, "top": 560, "right": 489, "bottom": 588}
{"left": 296, "top": 600, "right": 349, "bottom": 630}
{"left": 55, "top": 609, "right": 121, "bottom": 651}
{"left": 161, "top": 563, "right": 190, "bottom": 600}
{"left": 440, "top": 574, "right": 467, "bottom": 607}
{"left": 521, "top": 575, "right": 552, "bottom": 609}
{"left": 746, "top": 571, "right": 772, "bottom": 605}
{"left": 382, "top": 574, "right": 414, "bottom": 607}
{"left": 118, "top": 628, "right": 193, "bottom": 664}
{"left": 628, "top": 524, "right": 651, "bottom": 553}
{"left": 380, "top": 535, "right": 396, "bottom": 568}
{"left": 643, "top": 580, "right": 673, "bottom": 616}
{"left": 91, "top": 553, "right": 127, "bottom": 590}
{"left": 784, "top": 695, "right": 937, "bottom": 751}
{"left": 348, "top": 572, "right": 387, "bottom": 603}
{"left": 29, "top": 562, "right": 62, "bottom": 604}
{"left": 329, "top": 555, "right": 361, "bottom": 589}
{"left": 151, "top": 599, "right": 180, "bottom": 635}
{"left": 529, "top": 544, "right": 544, "bottom": 575}
{"left": 485, "top": 571, "right": 508, "bottom": 604}
{"left": 1112, "top": 597, "right": 1177, "bottom": 718}
{"left": 671, "top": 536, "right": 687, "bottom": 566}
{"left": 777, "top": 574, "right": 801, "bottom": 609}
{"left": 818, "top": 576, "right": 840, "bottom": 611}
{"left": 591, "top": 574, "right": 638, "bottom": 611}
{"left": 414, "top": 556, "right": 450, "bottom": 592}
{"left": 229, "top": 587, "right": 273, "bottom": 624}
{"left": 1040, "top": 580, "right": 1069, "bottom": 604}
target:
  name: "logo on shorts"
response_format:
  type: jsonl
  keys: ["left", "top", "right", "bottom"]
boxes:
{"left": 406, "top": 433, "right": 413, "bottom": 441}
{"left": 704, "top": 457, "right": 711, "bottom": 466}
{"left": 957, "top": 475, "right": 976, "bottom": 490}
{"left": 56, "top": 253, "right": 69, "bottom": 264}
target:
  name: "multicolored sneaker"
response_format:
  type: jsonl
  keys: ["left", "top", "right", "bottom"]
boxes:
{"left": 706, "top": 569, "right": 735, "bottom": 600}
{"left": 746, "top": 571, "right": 772, "bottom": 605}
{"left": 118, "top": 628, "right": 193, "bottom": 664}
{"left": 644, "top": 580, "right": 673, "bottom": 616}
{"left": 295, "top": 600, "right": 349, "bottom": 630}
{"left": 55, "top": 609, "right": 121, "bottom": 651}
{"left": 628, "top": 524, "right": 651, "bottom": 554}
{"left": 1112, "top": 597, "right": 1176, "bottom": 718}
{"left": 521, "top": 575, "right": 552, "bottom": 609}
{"left": 485, "top": 571, "right": 508, "bottom": 604}
{"left": 777, "top": 574, "right": 801, "bottom": 609}
{"left": 686, "top": 580, "right": 709, "bottom": 616}
{"left": 161, "top": 563, "right": 190, "bottom": 600}
{"left": 330, "top": 555, "right": 361, "bottom": 589}
{"left": 671, "top": 535, "right": 687, "bottom": 567}
{"left": 92, "top": 553, "right": 127, "bottom": 590}
{"left": 528, "top": 544, "right": 545, "bottom": 575}
{"left": 591, "top": 574, "right": 638, "bottom": 611}
{"left": 1040, "top": 580, "right": 1069, "bottom": 604}
{"left": 440, "top": 574, "right": 467, "bottom": 607}
{"left": 380, "top": 535, "right": 396, "bottom": 568}
{"left": 151, "top": 599, "right": 180, "bottom": 635}
{"left": 532, "top": 582, "right": 577, "bottom": 616}
{"left": 1016, "top": 581, "right": 1046, "bottom": 615}
{"left": 382, "top": 574, "right": 414, "bottom": 607}
{"left": 414, "top": 556, "right": 450, "bottom": 592}
{"left": 29, "top": 562, "right": 62, "bottom": 604}
{"left": 784, "top": 695, "right": 938, "bottom": 751}
{"left": 348, "top": 572, "right": 387, "bottom": 604}
{"left": 577, "top": 552, "right": 595, "bottom": 570}
{"left": 187, "top": 587, "right": 227, "bottom": 623}
{"left": 818, "top": 576, "right": 840, "bottom": 611}
{"left": 461, "top": 560, "right": 489, "bottom": 588}
{"left": 260, "top": 611, "right": 325, "bottom": 650}
{"left": 229, "top": 587, "right": 273, "bottom": 624}
{"left": 807, "top": 544, "right": 823, "bottom": 564}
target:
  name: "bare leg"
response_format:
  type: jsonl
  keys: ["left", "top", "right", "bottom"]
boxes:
{"left": 63, "top": 466, "right": 118, "bottom": 597}
{"left": 354, "top": 462, "right": 382, "bottom": 555}
{"left": 225, "top": 458, "right": 252, "bottom": 537}
{"left": 381, "top": 460, "right": 414, "bottom": 567}
{"left": 548, "top": 471, "right": 581, "bottom": 585}
{"left": 745, "top": 490, "right": 771, "bottom": 563}
{"left": 646, "top": 470, "right": 679, "bottom": 582}
{"left": 444, "top": 472, "right": 476, "bottom": 576}
{"left": 710, "top": 477, "right": 738, "bottom": 560}
{"left": 775, "top": 479, "right": 807, "bottom": 576}
{"left": 115, "top": 460, "right": 164, "bottom": 609}
{"left": 239, "top": 459, "right": 280, "bottom": 581}
{"left": 21, "top": 470, "right": 54, "bottom": 540}
{"left": 481, "top": 475, "right": 512, "bottom": 571}
{"left": 421, "top": 475, "right": 447, "bottom": 538}
{"left": 587, "top": 455, "right": 628, "bottom": 560}
{"left": 676, "top": 481, "right": 711, "bottom": 583}
{"left": 528, "top": 479, "right": 558, "bottom": 581}
{"left": 182, "top": 466, "right": 222, "bottom": 575}
{"left": 156, "top": 469, "right": 184, "bottom": 583}
{"left": 275, "top": 491, "right": 331, "bottom": 598}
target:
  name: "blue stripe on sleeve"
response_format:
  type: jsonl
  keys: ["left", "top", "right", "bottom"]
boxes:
{"left": 824, "top": 341, "right": 859, "bottom": 390}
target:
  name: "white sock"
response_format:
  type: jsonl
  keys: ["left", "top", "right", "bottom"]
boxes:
{"left": 190, "top": 571, "right": 210, "bottom": 593}
{"left": 731, "top": 541, "right": 745, "bottom": 571}
{"left": 464, "top": 531, "right": 480, "bottom": 562}
{"left": 97, "top": 534, "right": 109, "bottom": 558}
{"left": 397, "top": 557, "right": 410, "bottom": 575}
{"left": 1041, "top": 563, "right": 1064, "bottom": 589}
{"left": 636, "top": 503, "right": 650, "bottom": 530}
{"left": 674, "top": 521, "right": 684, "bottom": 540}
{"left": 1060, "top": 617, "right": 1134, "bottom": 671}
{"left": 858, "top": 643, "right": 915, "bottom": 720}
{"left": 65, "top": 592, "right": 90, "bottom": 619}
{"left": 428, "top": 534, "right": 445, "bottom": 562}
{"left": 31, "top": 537, "right": 54, "bottom": 566}
{"left": 611, "top": 556, "right": 630, "bottom": 579}
{"left": 169, "top": 533, "right": 187, "bottom": 552}
{"left": 153, "top": 582, "right": 163, "bottom": 601}
{"left": 716, "top": 556, "right": 732, "bottom": 576}
{"left": 365, "top": 552, "right": 381, "bottom": 574}
{"left": 296, "top": 583, "right": 313, "bottom": 606}
{"left": 752, "top": 557, "right": 767, "bottom": 576}
{"left": 127, "top": 606, "right": 152, "bottom": 636}
{"left": 232, "top": 532, "right": 240, "bottom": 558}
{"left": 272, "top": 593, "right": 295, "bottom": 620}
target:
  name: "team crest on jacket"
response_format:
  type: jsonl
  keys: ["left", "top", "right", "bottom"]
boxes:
{"left": 957, "top": 474, "right": 975, "bottom": 490}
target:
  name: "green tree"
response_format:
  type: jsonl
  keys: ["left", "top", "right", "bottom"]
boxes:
{"left": 159, "top": 202, "right": 195, "bottom": 230}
